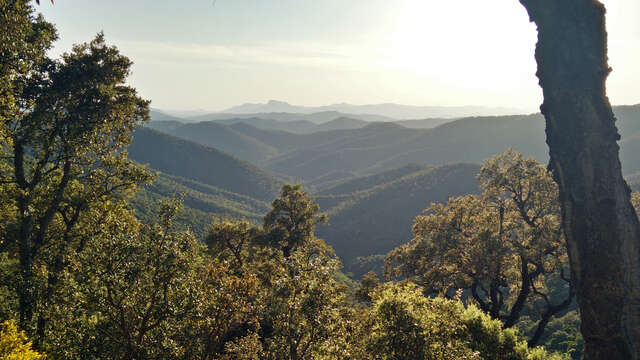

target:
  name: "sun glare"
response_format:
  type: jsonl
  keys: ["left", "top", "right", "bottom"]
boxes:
{"left": 384, "top": 1, "right": 538, "bottom": 92}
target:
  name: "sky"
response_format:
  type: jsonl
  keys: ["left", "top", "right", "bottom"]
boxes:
{"left": 38, "top": 0, "right": 640, "bottom": 113}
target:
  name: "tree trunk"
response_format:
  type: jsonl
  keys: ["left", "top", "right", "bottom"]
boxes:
{"left": 14, "top": 141, "right": 35, "bottom": 332}
{"left": 518, "top": 1, "right": 640, "bottom": 358}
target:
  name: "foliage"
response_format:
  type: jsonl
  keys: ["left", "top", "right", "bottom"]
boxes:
{"left": 33, "top": 198, "right": 260, "bottom": 360}
{"left": 182, "top": 260, "right": 262, "bottom": 360}
{"left": 261, "top": 240, "right": 351, "bottom": 360}
{"left": 364, "top": 282, "right": 563, "bottom": 360}
{"left": 350, "top": 254, "right": 386, "bottom": 279}
{"left": 355, "top": 271, "right": 380, "bottom": 303}
{"left": 206, "top": 187, "right": 351, "bottom": 360}
{"left": 0, "top": 253, "right": 18, "bottom": 322}
{"left": 55, "top": 200, "right": 199, "bottom": 359}
{"left": 264, "top": 183, "right": 327, "bottom": 257}
{"left": 0, "top": 320, "right": 45, "bottom": 359}
{"left": 0, "top": 0, "right": 153, "bottom": 336}
{"left": 386, "top": 150, "right": 573, "bottom": 346}
{"left": 518, "top": 311, "right": 583, "bottom": 360}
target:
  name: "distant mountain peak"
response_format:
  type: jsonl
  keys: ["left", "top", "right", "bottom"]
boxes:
{"left": 267, "top": 99, "right": 289, "bottom": 105}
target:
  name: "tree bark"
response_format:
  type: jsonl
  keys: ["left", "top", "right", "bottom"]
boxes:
{"left": 518, "top": 1, "right": 640, "bottom": 358}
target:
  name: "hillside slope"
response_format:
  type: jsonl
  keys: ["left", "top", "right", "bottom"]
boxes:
{"left": 132, "top": 172, "right": 270, "bottom": 237}
{"left": 316, "top": 163, "right": 481, "bottom": 264}
{"left": 170, "top": 121, "right": 279, "bottom": 163}
{"left": 319, "top": 163, "right": 432, "bottom": 195}
{"left": 264, "top": 106, "right": 640, "bottom": 182}
{"left": 213, "top": 117, "right": 318, "bottom": 134}
{"left": 128, "top": 128, "right": 284, "bottom": 202}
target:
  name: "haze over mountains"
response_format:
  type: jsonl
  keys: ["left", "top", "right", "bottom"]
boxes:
{"left": 221, "top": 100, "right": 525, "bottom": 119}
{"left": 185, "top": 110, "right": 395, "bottom": 124}
{"left": 134, "top": 103, "right": 640, "bottom": 272}
{"left": 154, "top": 100, "right": 526, "bottom": 127}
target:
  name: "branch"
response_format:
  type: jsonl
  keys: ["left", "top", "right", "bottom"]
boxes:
{"left": 503, "top": 258, "right": 534, "bottom": 328}
{"left": 13, "top": 141, "right": 27, "bottom": 189}
{"left": 528, "top": 280, "right": 575, "bottom": 346}
{"left": 32, "top": 158, "right": 72, "bottom": 256}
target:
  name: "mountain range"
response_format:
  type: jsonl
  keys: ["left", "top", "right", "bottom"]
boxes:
{"left": 221, "top": 100, "right": 524, "bottom": 119}
{"left": 185, "top": 110, "right": 394, "bottom": 124}
{"left": 134, "top": 104, "right": 640, "bottom": 273}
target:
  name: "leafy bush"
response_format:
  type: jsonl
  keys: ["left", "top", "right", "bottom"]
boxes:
{"left": 365, "top": 282, "right": 564, "bottom": 360}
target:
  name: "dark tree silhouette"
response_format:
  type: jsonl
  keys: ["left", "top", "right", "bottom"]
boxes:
{"left": 518, "top": 1, "right": 640, "bottom": 359}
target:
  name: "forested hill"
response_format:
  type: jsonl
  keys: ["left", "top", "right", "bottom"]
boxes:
{"left": 264, "top": 115, "right": 544, "bottom": 180}
{"left": 170, "top": 121, "right": 280, "bottom": 163}
{"left": 128, "top": 125, "right": 482, "bottom": 267}
{"left": 265, "top": 106, "right": 640, "bottom": 182}
{"left": 149, "top": 109, "right": 185, "bottom": 123}
{"left": 149, "top": 105, "right": 639, "bottom": 186}
{"left": 316, "top": 163, "right": 481, "bottom": 263}
{"left": 205, "top": 117, "right": 319, "bottom": 134}
{"left": 318, "top": 163, "right": 433, "bottom": 195}
{"left": 131, "top": 172, "right": 270, "bottom": 237}
{"left": 134, "top": 105, "right": 640, "bottom": 267}
{"left": 128, "top": 128, "right": 284, "bottom": 202}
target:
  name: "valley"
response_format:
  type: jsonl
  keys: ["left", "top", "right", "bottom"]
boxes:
{"left": 130, "top": 104, "right": 640, "bottom": 273}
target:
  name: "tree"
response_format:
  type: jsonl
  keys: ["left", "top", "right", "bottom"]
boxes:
{"left": 263, "top": 184, "right": 327, "bottom": 258}
{"left": 206, "top": 218, "right": 262, "bottom": 269}
{"left": 0, "top": 0, "right": 152, "bottom": 337}
{"left": 261, "top": 239, "right": 351, "bottom": 360}
{"left": 207, "top": 185, "right": 353, "bottom": 360}
{"left": 517, "top": 1, "right": 640, "bottom": 358}
{"left": 355, "top": 271, "right": 380, "bottom": 303}
{"left": 386, "top": 151, "right": 573, "bottom": 346}
{"left": 191, "top": 219, "right": 265, "bottom": 360}
{"left": 56, "top": 200, "right": 200, "bottom": 359}
{"left": 182, "top": 259, "right": 262, "bottom": 360}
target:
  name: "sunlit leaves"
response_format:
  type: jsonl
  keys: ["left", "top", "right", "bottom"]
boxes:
{"left": 0, "top": 320, "right": 45, "bottom": 359}
{"left": 363, "top": 282, "right": 563, "bottom": 360}
{"left": 204, "top": 185, "right": 352, "bottom": 360}
{"left": 264, "top": 183, "right": 328, "bottom": 257}
{"left": 385, "top": 150, "right": 571, "bottom": 345}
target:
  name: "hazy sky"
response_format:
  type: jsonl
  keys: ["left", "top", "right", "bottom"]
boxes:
{"left": 38, "top": 0, "right": 640, "bottom": 112}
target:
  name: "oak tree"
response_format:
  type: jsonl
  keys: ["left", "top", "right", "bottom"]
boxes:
{"left": 386, "top": 151, "right": 573, "bottom": 346}
{"left": 0, "top": 0, "right": 151, "bottom": 338}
